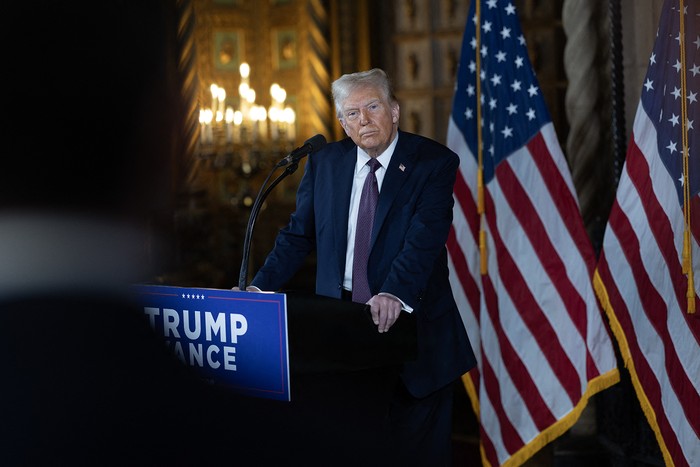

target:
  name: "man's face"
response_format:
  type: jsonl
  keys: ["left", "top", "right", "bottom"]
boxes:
{"left": 338, "top": 86, "right": 399, "bottom": 157}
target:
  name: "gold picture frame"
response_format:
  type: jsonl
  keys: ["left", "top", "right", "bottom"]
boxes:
{"left": 213, "top": 30, "right": 243, "bottom": 72}
{"left": 272, "top": 29, "right": 298, "bottom": 70}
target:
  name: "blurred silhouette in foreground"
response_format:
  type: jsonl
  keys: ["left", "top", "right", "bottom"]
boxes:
{"left": 0, "top": 3, "right": 236, "bottom": 465}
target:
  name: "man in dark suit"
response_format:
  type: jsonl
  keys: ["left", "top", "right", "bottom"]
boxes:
{"left": 250, "top": 68, "right": 477, "bottom": 466}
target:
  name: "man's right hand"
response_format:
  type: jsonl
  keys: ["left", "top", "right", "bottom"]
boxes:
{"left": 231, "top": 285, "right": 262, "bottom": 292}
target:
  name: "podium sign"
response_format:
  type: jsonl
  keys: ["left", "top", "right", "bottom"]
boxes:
{"left": 131, "top": 284, "right": 290, "bottom": 401}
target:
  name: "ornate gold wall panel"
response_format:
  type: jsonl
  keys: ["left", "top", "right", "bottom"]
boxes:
{"left": 191, "top": 0, "right": 331, "bottom": 148}
{"left": 387, "top": 0, "right": 568, "bottom": 147}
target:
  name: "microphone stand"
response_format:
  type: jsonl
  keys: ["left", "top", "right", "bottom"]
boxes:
{"left": 237, "top": 160, "right": 301, "bottom": 290}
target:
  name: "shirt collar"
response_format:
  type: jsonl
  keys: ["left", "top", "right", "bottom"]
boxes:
{"left": 355, "top": 132, "right": 399, "bottom": 173}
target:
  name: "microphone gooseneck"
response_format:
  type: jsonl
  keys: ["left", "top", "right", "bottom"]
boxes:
{"left": 238, "top": 134, "right": 328, "bottom": 290}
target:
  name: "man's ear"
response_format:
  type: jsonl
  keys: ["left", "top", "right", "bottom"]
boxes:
{"left": 392, "top": 103, "right": 400, "bottom": 124}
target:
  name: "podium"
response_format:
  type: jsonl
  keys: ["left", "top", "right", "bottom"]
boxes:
{"left": 284, "top": 291, "right": 417, "bottom": 374}
{"left": 251, "top": 291, "right": 418, "bottom": 464}
{"left": 132, "top": 284, "right": 417, "bottom": 396}
{"left": 4, "top": 285, "right": 417, "bottom": 466}
{"left": 130, "top": 285, "right": 417, "bottom": 462}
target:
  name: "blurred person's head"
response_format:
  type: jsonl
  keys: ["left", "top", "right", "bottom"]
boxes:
{"left": 2, "top": 2, "right": 183, "bottom": 223}
{"left": 0, "top": 2, "right": 184, "bottom": 293}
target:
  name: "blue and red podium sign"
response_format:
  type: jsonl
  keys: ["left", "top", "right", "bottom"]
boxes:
{"left": 131, "top": 284, "right": 290, "bottom": 401}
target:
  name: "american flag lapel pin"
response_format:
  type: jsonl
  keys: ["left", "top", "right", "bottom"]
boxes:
{"left": 399, "top": 163, "right": 406, "bottom": 172}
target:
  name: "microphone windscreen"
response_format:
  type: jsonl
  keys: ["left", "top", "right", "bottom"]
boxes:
{"left": 305, "top": 134, "right": 327, "bottom": 154}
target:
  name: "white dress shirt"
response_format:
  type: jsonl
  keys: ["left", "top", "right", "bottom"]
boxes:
{"left": 343, "top": 134, "right": 397, "bottom": 290}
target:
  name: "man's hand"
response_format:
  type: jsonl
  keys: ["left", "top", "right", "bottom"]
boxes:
{"left": 231, "top": 285, "right": 261, "bottom": 292}
{"left": 367, "top": 294, "right": 402, "bottom": 333}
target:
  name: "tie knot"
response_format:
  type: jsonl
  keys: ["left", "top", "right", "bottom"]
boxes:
{"left": 367, "top": 158, "right": 381, "bottom": 173}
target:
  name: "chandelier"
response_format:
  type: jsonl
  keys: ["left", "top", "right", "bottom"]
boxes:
{"left": 196, "top": 62, "right": 297, "bottom": 186}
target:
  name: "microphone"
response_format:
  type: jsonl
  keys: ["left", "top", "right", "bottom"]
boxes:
{"left": 277, "top": 134, "right": 327, "bottom": 167}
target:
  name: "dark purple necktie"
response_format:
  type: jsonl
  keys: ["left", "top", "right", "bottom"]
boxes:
{"left": 352, "top": 158, "right": 381, "bottom": 303}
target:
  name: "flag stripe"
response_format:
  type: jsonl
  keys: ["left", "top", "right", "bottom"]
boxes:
{"left": 522, "top": 130, "right": 615, "bottom": 384}
{"left": 626, "top": 145, "right": 693, "bottom": 316}
{"left": 478, "top": 380, "right": 506, "bottom": 463}
{"left": 691, "top": 195, "right": 700, "bottom": 243}
{"left": 453, "top": 165, "right": 480, "bottom": 239}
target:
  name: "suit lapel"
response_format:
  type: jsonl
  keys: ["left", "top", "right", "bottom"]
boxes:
{"left": 372, "top": 131, "right": 414, "bottom": 247}
{"left": 330, "top": 133, "right": 416, "bottom": 261}
{"left": 332, "top": 144, "right": 357, "bottom": 274}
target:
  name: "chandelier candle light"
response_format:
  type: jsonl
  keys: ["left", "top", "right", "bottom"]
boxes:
{"left": 198, "top": 62, "right": 296, "bottom": 150}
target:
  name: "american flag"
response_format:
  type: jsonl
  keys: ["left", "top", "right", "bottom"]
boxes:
{"left": 594, "top": 1, "right": 700, "bottom": 465}
{"left": 445, "top": 1, "right": 619, "bottom": 465}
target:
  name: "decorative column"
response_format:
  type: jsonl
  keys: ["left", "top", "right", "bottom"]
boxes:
{"left": 306, "top": 0, "right": 333, "bottom": 140}
{"left": 562, "top": 0, "right": 615, "bottom": 253}
{"left": 175, "top": 0, "right": 203, "bottom": 189}
{"left": 608, "top": 0, "right": 626, "bottom": 187}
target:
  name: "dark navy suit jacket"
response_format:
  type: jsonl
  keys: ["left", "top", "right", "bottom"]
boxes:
{"left": 252, "top": 130, "right": 476, "bottom": 398}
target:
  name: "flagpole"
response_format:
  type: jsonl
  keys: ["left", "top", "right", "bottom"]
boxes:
{"left": 676, "top": 0, "right": 696, "bottom": 313}
{"left": 474, "top": 0, "right": 488, "bottom": 275}
{"left": 608, "top": 0, "right": 626, "bottom": 188}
